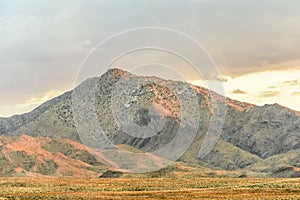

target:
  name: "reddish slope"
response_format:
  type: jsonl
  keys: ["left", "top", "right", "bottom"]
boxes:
{"left": 0, "top": 135, "right": 105, "bottom": 177}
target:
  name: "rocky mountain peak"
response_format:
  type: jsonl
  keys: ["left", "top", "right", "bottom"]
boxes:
{"left": 0, "top": 68, "right": 300, "bottom": 177}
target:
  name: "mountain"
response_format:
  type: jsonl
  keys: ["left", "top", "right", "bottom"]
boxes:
{"left": 1, "top": 68, "right": 300, "bottom": 177}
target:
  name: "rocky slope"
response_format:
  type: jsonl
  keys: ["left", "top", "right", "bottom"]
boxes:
{"left": 0, "top": 134, "right": 106, "bottom": 177}
{"left": 0, "top": 68, "right": 300, "bottom": 177}
{"left": 0, "top": 134, "right": 243, "bottom": 178}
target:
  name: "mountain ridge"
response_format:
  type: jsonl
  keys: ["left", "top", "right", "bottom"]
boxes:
{"left": 0, "top": 68, "right": 300, "bottom": 177}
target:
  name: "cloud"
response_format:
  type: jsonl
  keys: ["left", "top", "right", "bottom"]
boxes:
{"left": 267, "top": 79, "right": 300, "bottom": 90}
{"left": 0, "top": 89, "right": 65, "bottom": 117}
{"left": 289, "top": 34, "right": 300, "bottom": 39}
{"left": 292, "top": 91, "right": 300, "bottom": 96}
{"left": 192, "top": 0, "right": 300, "bottom": 76}
{"left": 1, "top": 0, "right": 300, "bottom": 116}
{"left": 258, "top": 91, "right": 281, "bottom": 98}
{"left": 268, "top": 85, "right": 277, "bottom": 89}
{"left": 210, "top": 75, "right": 229, "bottom": 83}
{"left": 231, "top": 89, "right": 247, "bottom": 94}
{"left": 282, "top": 79, "right": 300, "bottom": 86}
{"left": 80, "top": 40, "right": 92, "bottom": 49}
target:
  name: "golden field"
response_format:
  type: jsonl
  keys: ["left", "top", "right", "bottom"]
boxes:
{"left": 0, "top": 177, "right": 300, "bottom": 199}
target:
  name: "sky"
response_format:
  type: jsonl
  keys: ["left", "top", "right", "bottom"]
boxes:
{"left": 0, "top": 0, "right": 300, "bottom": 117}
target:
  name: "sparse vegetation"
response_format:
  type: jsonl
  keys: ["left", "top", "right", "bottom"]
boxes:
{"left": 36, "top": 159, "right": 57, "bottom": 175}
{"left": 0, "top": 177, "right": 299, "bottom": 199}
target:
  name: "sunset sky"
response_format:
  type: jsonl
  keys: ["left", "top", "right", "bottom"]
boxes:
{"left": 0, "top": 0, "right": 300, "bottom": 117}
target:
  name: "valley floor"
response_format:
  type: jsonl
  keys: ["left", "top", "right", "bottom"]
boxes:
{"left": 0, "top": 177, "right": 300, "bottom": 199}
